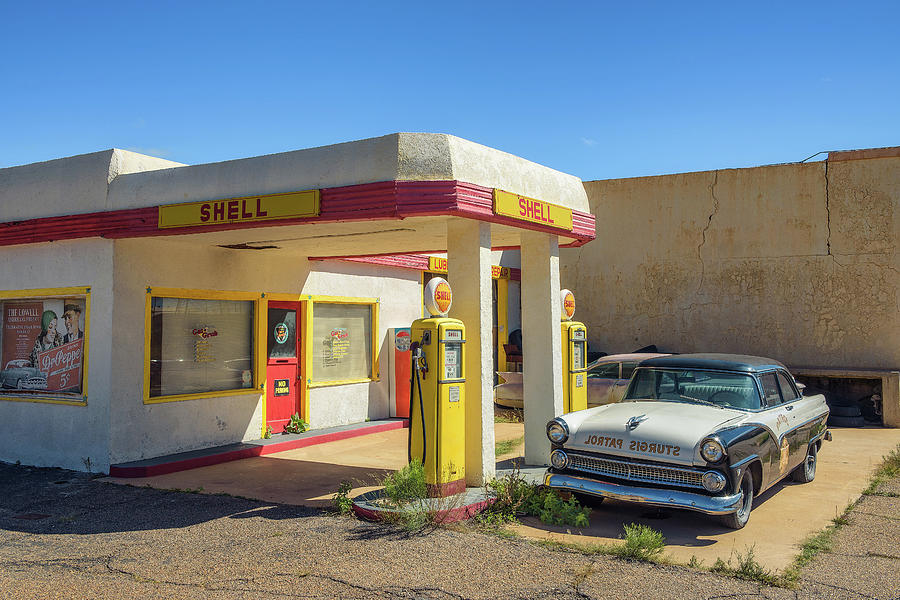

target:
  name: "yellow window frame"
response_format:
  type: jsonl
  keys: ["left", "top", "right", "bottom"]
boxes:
{"left": 305, "top": 295, "right": 380, "bottom": 388}
{"left": 0, "top": 286, "right": 91, "bottom": 406}
{"left": 143, "top": 287, "right": 263, "bottom": 405}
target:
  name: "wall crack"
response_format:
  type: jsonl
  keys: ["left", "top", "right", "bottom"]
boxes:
{"left": 696, "top": 169, "right": 720, "bottom": 293}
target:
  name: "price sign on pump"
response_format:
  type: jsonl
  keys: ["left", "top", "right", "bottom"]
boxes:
{"left": 424, "top": 277, "right": 452, "bottom": 317}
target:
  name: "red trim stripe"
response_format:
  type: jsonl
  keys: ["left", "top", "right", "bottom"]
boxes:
{"left": 0, "top": 180, "right": 595, "bottom": 248}
{"left": 109, "top": 419, "right": 409, "bottom": 478}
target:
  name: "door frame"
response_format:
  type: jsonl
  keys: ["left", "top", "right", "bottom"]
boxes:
{"left": 261, "top": 296, "right": 308, "bottom": 437}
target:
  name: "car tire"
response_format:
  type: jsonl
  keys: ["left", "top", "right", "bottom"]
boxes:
{"left": 15, "top": 379, "right": 22, "bottom": 389}
{"left": 828, "top": 405, "right": 861, "bottom": 418}
{"left": 828, "top": 415, "right": 866, "bottom": 427}
{"left": 720, "top": 471, "right": 753, "bottom": 530}
{"left": 791, "top": 443, "right": 817, "bottom": 483}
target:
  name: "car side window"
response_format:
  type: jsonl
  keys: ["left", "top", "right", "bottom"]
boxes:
{"left": 620, "top": 362, "right": 640, "bottom": 379}
{"left": 589, "top": 362, "right": 620, "bottom": 379}
{"left": 776, "top": 372, "right": 799, "bottom": 402}
{"left": 759, "top": 373, "right": 782, "bottom": 407}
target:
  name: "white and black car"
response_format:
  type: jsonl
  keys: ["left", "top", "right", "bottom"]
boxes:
{"left": 543, "top": 354, "right": 831, "bottom": 528}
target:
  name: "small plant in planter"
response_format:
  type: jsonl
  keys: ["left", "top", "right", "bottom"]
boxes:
{"left": 283, "top": 413, "right": 308, "bottom": 434}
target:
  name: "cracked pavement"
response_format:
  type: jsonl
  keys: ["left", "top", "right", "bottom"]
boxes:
{"left": 0, "top": 462, "right": 897, "bottom": 599}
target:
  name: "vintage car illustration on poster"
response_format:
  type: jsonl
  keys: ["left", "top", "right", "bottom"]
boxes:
{"left": 544, "top": 354, "right": 831, "bottom": 528}
{"left": 494, "top": 353, "right": 670, "bottom": 409}
{"left": 0, "top": 359, "right": 48, "bottom": 390}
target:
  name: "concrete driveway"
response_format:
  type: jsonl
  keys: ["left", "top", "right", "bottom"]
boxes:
{"left": 104, "top": 423, "right": 899, "bottom": 572}
{"left": 104, "top": 423, "right": 526, "bottom": 507}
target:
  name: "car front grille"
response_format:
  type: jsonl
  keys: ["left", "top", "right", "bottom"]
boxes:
{"left": 567, "top": 452, "right": 705, "bottom": 490}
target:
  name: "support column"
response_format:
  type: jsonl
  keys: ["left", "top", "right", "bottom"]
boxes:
{"left": 521, "top": 230, "right": 563, "bottom": 465}
{"left": 447, "top": 219, "right": 495, "bottom": 486}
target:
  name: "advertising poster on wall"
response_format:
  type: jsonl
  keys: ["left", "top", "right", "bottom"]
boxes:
{"left": 0, "top": 298, "right": 85, "bottom": 394}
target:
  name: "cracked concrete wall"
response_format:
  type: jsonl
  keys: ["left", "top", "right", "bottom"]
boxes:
{"left": 562, "top": 155, "right": 899, "bottom": 370}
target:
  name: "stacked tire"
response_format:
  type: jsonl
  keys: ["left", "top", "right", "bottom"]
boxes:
{"left": 828, "top": 403, "right": 866, "bottom": 427}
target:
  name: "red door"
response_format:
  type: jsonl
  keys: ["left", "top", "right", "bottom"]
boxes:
{"left": 266, "top": 302, "right": 301, "bottom": 433}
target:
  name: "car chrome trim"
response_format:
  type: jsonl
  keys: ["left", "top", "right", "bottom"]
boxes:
{"left": 544, "top": 472, "right": 744, "bottom": 515}
{"left": 564, "top": 451, "right": 707, "bottom": 489}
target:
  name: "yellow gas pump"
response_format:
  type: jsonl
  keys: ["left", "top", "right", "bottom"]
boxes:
{"left": 409, "top": 277, "right": 466, "bottom": 497}
{"left": 560, "top": 289, "right": 588, "bottom": 413}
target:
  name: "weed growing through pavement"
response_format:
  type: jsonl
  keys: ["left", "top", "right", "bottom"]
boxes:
{"left": 331, "top": 480, "right": 354, "bottom": 515}
{"left": 494, "top": 435, "right": 524, "bottom": 457}
{"left": 615, "top": 523, "right": 665, "bottom": 561}
{"left": 711, "top": 546, "right": 780, "bottom": 586}
{"left": 381, "top": 460, "right": 427, "bottom": 507}
{"left": 863, "top": 446, "right": 900, "bottom": 496}
{"left": 283, "top": 413, "right": 309, "bottom": 435}
{"left": 476, "top": 466, "right": 591, "bottom": 530}
{"left": 494, "top": 408, "right": 524, "bottom": 423}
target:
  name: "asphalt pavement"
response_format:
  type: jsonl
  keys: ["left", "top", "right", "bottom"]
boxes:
{"left": 2, "top": 460, "right": 899, "bottom": 599}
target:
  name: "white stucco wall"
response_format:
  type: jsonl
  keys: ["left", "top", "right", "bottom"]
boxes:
{"left": 0, "top": 239, "right": 114, "bottom": 471}
{"left": 303, "top": 260, "right": 423, "bottom": 429}
{"left": 108, "top": 239, "right": 422, "bottom": 464}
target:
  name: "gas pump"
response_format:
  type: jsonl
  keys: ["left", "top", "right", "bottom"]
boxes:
{"left": 560, "top": 289, "right": 588, "bottom": 413}
{"left": 408, "top": 277, "right": 466, "bottom": 497}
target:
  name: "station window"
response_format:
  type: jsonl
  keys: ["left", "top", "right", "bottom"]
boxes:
{"left": 0, "top": 289, "right": 89, "bottom": 403}
{"left": 311, "top": 301, "right": 376, "bottom": 384}
{"left": 148, "top": 296, "right": 255, "bottom": 399}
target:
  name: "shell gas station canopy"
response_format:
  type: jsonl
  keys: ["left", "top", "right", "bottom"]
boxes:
{"left": 0, "top": 132, "right": 594, "bottom": 257}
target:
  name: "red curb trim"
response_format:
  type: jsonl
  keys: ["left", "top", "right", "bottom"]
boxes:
{"left": 109, "top": 419, "right": 409, "bottom": 478}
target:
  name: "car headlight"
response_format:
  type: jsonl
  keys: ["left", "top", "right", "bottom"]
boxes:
{"left": 700, "top": 438, "right": 726, "bottom": 463}
{"left": 546, "top": 419, "right": 569, "bottom": 444}
{"left": 550, "top": 449, "right": 569, "bottom": 470}
{"left": 701, "top": 470, "right": 727, "bottom": 492}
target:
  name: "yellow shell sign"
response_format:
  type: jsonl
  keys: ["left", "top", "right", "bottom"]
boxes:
{"left": 434, "top": 282, "right": 452, "bottom": 313}
{"left": 561, "top": 289, "right": 576, "bottom": 321}
{"left": 424, "top": 277, "right": 452, "bottom": 317}
{"left": 158, "top": 190, "right": 320, "bottom": 229}
{"left": 493, "top": 189, "right": 573, "bottom": 231}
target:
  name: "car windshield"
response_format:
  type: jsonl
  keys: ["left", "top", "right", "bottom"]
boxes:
{"left": 623, "top": 368, "right": 761, "bottom": 410}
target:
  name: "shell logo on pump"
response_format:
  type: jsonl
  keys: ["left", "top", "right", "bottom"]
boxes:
{"left": 561, "top": 289, "right": 576, "bottom": 321}
{"left": 424, "top": 277, "right": 452, "bottom": 317}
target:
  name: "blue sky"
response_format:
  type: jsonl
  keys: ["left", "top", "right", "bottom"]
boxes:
{"left": 1, "top": 1, "right": 898, "bottom": 180}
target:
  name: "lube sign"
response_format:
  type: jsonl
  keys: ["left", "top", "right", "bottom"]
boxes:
{"left": 493, "top": 190, "right": 573, "bottom": 231}
{"left": 158, "top": 190, "right": 320, "bottom": 229}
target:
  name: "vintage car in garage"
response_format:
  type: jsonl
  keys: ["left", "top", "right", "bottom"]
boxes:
{"left": 544, "top": 354, "right": 831, "bottom": 528}
{"left": 494, "top": 353, "right": 669, "bottom": 409}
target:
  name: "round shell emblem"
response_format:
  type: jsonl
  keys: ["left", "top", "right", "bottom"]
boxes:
{"left": 274, "top": 322, "right": 289, "bottom": 344}
{"left": 561, "top": 289, "right": 576, "bottom": 321}
{"left": 424, "top": 277, "right": 452, "bottom": 317}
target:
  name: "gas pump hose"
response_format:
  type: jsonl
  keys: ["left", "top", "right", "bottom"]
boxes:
{"left": 407, "top": 348, "right": 427, "bottom": 466}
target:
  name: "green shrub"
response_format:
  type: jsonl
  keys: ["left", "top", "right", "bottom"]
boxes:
{"left": 283, "top": 413, "right": 309, "bottom": 434}
{"left": 331, "top": 480, "right": 354, "bottom": 515}
{"left": 618, "top": 523, "right": 665, "bottom": 561}
{"left": 382, "top": 460, "right": 428, "bottom": 507}
{"left": 527, "top": 489, "right": 590, "bottom": 528}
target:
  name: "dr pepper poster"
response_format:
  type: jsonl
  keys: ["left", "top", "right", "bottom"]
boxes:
{"left": 1, "top": 300, "right": 84, "bottom": 393}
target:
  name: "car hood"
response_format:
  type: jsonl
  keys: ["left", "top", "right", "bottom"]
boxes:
{"left": 564, "top": 401, "right": 746, "bottom": 466}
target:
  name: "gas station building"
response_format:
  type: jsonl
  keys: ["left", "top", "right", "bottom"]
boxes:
{"left": 0, "top": 133, "right": 595, "bottom": 482}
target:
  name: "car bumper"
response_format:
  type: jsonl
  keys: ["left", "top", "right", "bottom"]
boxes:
{"left": 544, "top": 471, "right": 744, "bottom": 515}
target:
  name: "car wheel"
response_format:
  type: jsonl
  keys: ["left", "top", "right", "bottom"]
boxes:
{"left": 791, "top": 443, "right": 817, "bottom": 483}
{"left": 15, "top": 379, "right": 23, "bottom": 389}
{"left": 719, "top": 471, "right": 753, "bottom": 530}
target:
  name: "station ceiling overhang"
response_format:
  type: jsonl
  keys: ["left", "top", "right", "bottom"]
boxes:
{"left": 0, "top": 180, "right": 595, "bottom": 256}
